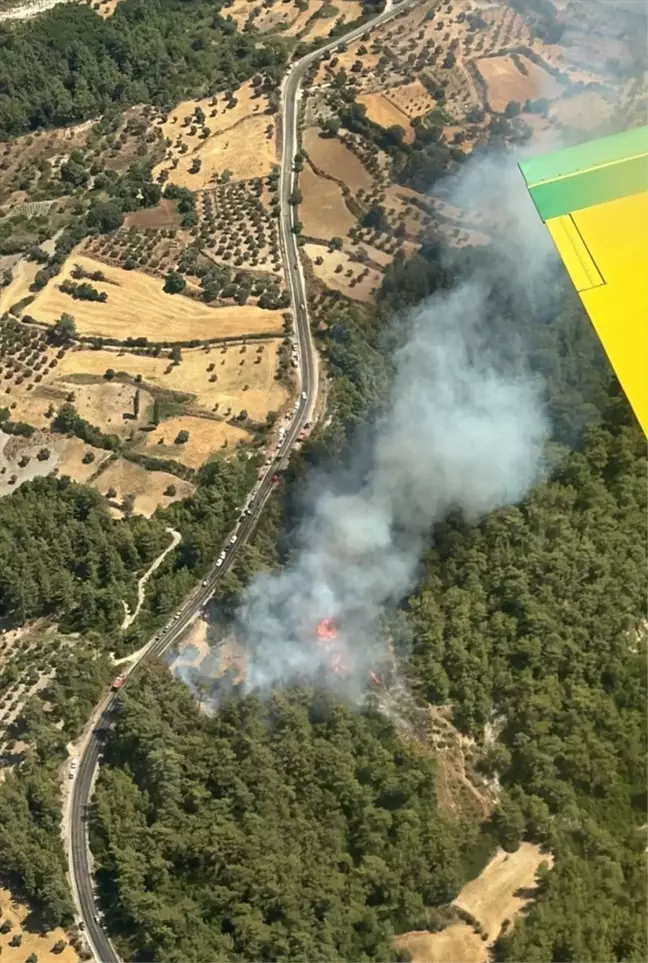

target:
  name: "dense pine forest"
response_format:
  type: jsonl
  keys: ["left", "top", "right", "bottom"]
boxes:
{"left": 0, "top": 0, "right": 287, "bottom": 139}
{"left": 87, "top": 237, "right": 647, "bottom": 961}
{"left": 91, "top": 405, "right": 647, "bottom": 963}
{"left": 92, "top": 674, "right": 473, "bottom": 962}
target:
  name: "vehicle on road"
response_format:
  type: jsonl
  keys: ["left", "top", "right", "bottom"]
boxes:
{"left": 111, "top": 675, "right": 125, "bottom": 691}
{"left": 216, "top": 559, "right": 223, "bottom": 568}
{"left": 69, "top": 759, "right": 79, "bottom": 779}
{"left": 202, "top": 580, "right": 208, "bottom": 587}
{"left": 230, "top": 535, "right": 237, "bottom": 545}
{"left": 301, "top": 391, "right": 306, "bottom": 400}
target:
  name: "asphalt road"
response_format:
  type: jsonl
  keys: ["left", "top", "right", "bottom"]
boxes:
{"left": 67, "top": 3, "right": 420, "bottom": 960}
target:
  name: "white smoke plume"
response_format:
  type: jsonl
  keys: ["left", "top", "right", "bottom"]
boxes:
{"left": 234, "top": 258, "right": 549, "bottom": 701}
{"left": 174, "top": 1, "right": 643, "bottom": 709}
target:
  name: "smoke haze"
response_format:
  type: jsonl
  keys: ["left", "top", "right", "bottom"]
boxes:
{"left": 169, "top": 0, "right": 645, "bottom": 711}
{"left": 234, "top": 177, "right": 551, "bottom": 698}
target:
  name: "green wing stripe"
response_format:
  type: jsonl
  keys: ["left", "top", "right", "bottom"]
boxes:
{"left": 519, "top": 126, "right": 648, "bottom": 188}
{"left": 526, "top": 153, "right": 648, "bottom": 220}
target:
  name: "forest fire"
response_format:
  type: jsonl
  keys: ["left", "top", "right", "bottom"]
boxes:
{"left": 315, "top": 617, "right": 382, "bottom": 685}
{"left": 316, "top": 617, "right": 338, "bottom": 641}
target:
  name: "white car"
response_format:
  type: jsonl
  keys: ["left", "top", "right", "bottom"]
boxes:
{"left": 202, "top": 580, "right": 208, "bottom": 587}
{"left": 219, "top": 550, "right": 226, "bottom": 560}
{"left": 230, "top": 535, "right": 237, "bottom": 545}
{"left": 216, "top": 559, "right": 223, "bottom": 568}
{"left": 301, "top": 391, "right": 306, "bottom": 400}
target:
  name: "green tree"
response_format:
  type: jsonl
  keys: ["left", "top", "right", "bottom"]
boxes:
{"left": 51, "top": 313, "right": 77, "bottom": 344}
{"left": 164, "top": 271, "right": 186, "bottom": 295}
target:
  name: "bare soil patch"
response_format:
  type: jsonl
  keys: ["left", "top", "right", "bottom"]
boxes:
{"left": 0, "top": 887, "right": 78, "bottom": 963}
{"left": 303, "top": 128, "right": 372, "bottom": 192}
{"left": 304, "top": 243, "right": 381, "bottom": 302}
{"left": 140, "top": 414, "right": 250, "bottom": 469}
{"left": 356, "top": 92, "right": 415, "bottom": 144}
{"left": 91, "top": 0, "right": 125, "bottom": 17}
{"left": 56, "top": 342, "right": 289, "bottom": 424}
{"left": 93, "top": 457, "right": 194, "bottom": 517}
{"left": 29, "top": 254, "right": 284, "bottom": 341}
{"left": 124, "top": 198, "right": 181, "bottom": 230}
{"left": 300, "top": 164, "right": 356, "bottom": 239}
{"left": 476, "top": 55, "right": 563, "bottom": 113}
{"left": 384, "top": 79, "right": 436, "bottom": 118}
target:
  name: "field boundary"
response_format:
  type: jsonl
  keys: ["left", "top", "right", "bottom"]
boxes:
{"left": 19, "top": 315, "right": 285, "bottom": 350}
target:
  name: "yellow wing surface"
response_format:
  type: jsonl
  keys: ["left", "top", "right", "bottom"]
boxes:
{"left": 519, "top": 126, "right": 648, "bottom": 435}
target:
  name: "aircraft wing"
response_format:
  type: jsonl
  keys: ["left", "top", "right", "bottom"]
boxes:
{"left": 519, "top": 126, "right": 648, "bottom": 435}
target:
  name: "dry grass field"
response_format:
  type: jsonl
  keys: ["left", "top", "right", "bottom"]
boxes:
{"left": 224, "top": 0, "right": 362, "bottom": 36}
{"left": 63, "top": 378, "right": 154, "bottom": 436}
{"left": 162, "top": 115, "right": 278, "bottom": 188}
{"left": 476, "top": 55, "right": 563, "bottom": 113}
{"left": 395, "top": 843, "right": 554, "bottom": 963}
{"left": 383, "top": 184, "right": 432, "bottom": 239}
{"left": 0, "top": 888, "right": 78, "bottom": 963}
{"left": 94, "top": 457, "right": 194, "bottom": 517}
{"left": 0, "top": 432, "right": 112, "bottom": 498}
{"left": 55, "top": 437, "right": 113, "bottom": 482}
{"left": 396, "top": 923, "right": 488, "bottom": 963}
{"left": 304, "top": 243, "right": 382, "bottom": 302}
{"left": 455, "top": 844, "right": 554, "bottom": 941}
{"left": 300, "top": 164, "right": 356, "bottom": 238}
{"left": 56, "top": 341, "right": 289, "bottom": 423}
{"left": 0, "top": 258, "right": 39, "bottom": 315}
{"left": 355, "top": 92, "right": 415, "bottom": 143}
{"left": 153, "top": 81, "right": 277, "bottom": 186}
{"left": 550, "top": 90, "right": 615, "bottom": 130}
{"left": 303, "top": 128, "right": 372, "bottom": 192}
{"left": 301, "top": 0, "right": 364, "bottom": 39}
{"left": 29, "top": 254, "right": 284, "bottom": 341}
{"left": 139, "top": 414, "right": 250, "bottom": 469}
{"left": 314, "top": 41, "right": 380, "bottom": 84}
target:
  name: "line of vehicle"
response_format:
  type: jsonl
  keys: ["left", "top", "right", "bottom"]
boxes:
{"left": 66, "top": 2, "right": 420, "bottom": 959}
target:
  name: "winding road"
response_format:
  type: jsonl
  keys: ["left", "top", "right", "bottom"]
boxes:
{"left": 66, "top": 2, "right": 420, "bottom": 960}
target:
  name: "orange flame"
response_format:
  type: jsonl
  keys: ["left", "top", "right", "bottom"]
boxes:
{"left": 316, "top": 618, "right": 338, "bottom": 641}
